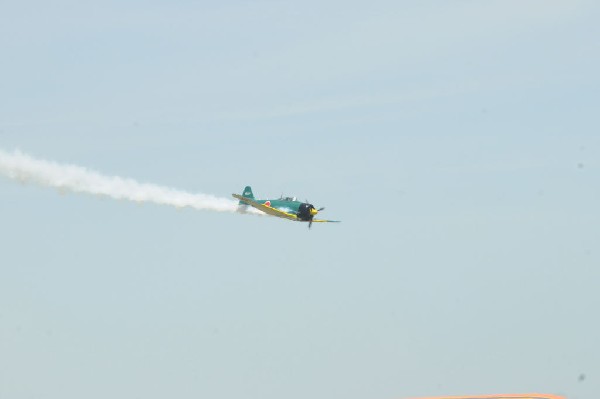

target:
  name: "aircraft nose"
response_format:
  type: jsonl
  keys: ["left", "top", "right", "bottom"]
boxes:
{"left": 309, "top": 207, "right": 318, "bottom": 216}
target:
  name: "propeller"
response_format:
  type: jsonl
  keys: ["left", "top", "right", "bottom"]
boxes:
{"left": 309, "top": 207, "right": 327, "bottom": 229}
{"left": 297, "top": 203, "right": 326, "bottom": 229}
{"left": 304, "top": 200, "right": 324, "bottom": 212}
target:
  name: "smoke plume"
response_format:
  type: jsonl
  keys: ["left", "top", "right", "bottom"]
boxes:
{"left": 0, "top": 149, "right": 243, "bottom": 213}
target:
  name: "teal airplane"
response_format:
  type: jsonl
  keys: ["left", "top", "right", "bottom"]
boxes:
{"left": 233, "top": 186, "right": 340, "bottom": 228}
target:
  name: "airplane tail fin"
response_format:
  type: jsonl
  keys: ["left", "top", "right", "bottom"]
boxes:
{"left": 238, "top": 186, "right": 255, "bottom": 204}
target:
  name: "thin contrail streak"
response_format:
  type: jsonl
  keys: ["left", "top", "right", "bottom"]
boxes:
{"left": 0, "top": 149, "right": 245, "bottom": 213}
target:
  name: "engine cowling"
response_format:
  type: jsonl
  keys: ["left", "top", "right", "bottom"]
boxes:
{"left": 297, "top": 203, "right": 315, "bottom": 221}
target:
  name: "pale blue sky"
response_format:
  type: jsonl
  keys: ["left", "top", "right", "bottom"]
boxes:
{"left": 1, "top": 1, "right": 599, "bottom": 399}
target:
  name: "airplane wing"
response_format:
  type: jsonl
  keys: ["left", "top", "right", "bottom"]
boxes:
{"left": 308, "top": 219, "right": 341, "bottom": 223}
{"left": 232, "top": 194, "right": 299, "bottom": 221}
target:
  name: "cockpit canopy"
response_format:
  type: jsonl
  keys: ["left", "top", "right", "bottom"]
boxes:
{"left": 280, "top": 196, "right": 297, "bottom": 202}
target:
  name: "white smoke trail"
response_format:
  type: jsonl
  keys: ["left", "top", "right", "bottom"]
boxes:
{"left": 0, "top": 148, "right": 247, "bottom": 213}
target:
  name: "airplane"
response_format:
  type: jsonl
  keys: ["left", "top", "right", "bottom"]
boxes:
{"left": 232, "top": 186, "right": 340, "bottom": 228}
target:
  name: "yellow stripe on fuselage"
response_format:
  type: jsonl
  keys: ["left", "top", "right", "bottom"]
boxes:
{"left": 232, "top": 194, "right": 298, "bottom": 221}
